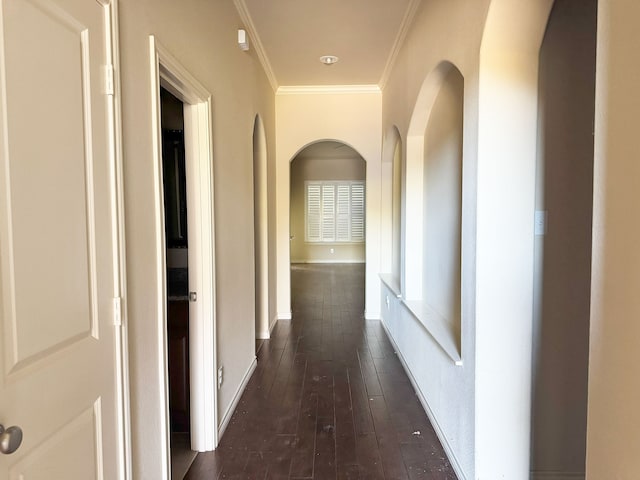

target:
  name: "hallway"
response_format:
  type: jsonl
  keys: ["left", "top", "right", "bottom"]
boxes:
{"left": 185, "top": 264, "right": 456, "bottom": 479}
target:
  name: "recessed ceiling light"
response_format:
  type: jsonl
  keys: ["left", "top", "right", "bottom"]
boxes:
{"left": 319, "top": 55, "right": 339, "bottom": 66}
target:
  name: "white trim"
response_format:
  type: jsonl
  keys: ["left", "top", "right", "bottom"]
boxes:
{"left": 291, "top": 260, "right": 365, "bottom": 264}
{"left": 149, "top": 36, "right": 218, "bottom": 463}
{"left": 104, "top": 1, "right": 131, "bottom": 478}
{"left": 378, "top": 273, "right": 402, "bottom": 298}
{"left": 277, "top": 85, "right": 381, "bottom": 95}
{"left": 269, "top": 315, "right": 278, "bottom": 335}
{"left": 278, "top": 311, "right": 292, "bottom": 321}
{"left": 380, "top": 319, "right": 468, "bottom": 480}
{"left": 402, "top": 299, "right": 462, "bottom": 366}
{"left": 364, "top": 311, "right": 380, "bottom": 321}
{"left": 379, "top": 0, "right": 422, "bottom": 90}
{"left": 256, "top": 330, "right": 270, "bottom": 340}
{"left": 218, "top": 357, "right": 258, "bottom": 438}
{"left": 148, "top": 36, "right": 171, "bottom": 480}
{"left": 232, "top": 0, "right": 278, "bottom": 91}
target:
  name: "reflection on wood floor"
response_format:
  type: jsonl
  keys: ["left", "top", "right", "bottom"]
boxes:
{"left": 185, "top": 264, "right": 457, "bottom": 479}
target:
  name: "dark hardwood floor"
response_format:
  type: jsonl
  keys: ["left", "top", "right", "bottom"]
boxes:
{"left": 185, "top": 264, "right": 457, "bottom": 479}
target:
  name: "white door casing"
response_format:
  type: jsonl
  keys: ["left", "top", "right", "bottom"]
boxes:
{"left": 0, "top": 0, "right": 127, "bottom": 478}
{"left": 149, "top": 36, "right": 218, "bottom": 462}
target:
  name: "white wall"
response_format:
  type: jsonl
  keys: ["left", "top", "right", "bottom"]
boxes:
{"left": 475, "top": 2, "right": 553, "bottom": 478}
{"left": 586, "top": 1, "right": 640, "bottom": 477}
{"left": 423, "top": 67, "right": 463, "bottom": 335}
{"left": 380, "top": 0, "right": 561, "bottom": 478}
{"left": 275, "top": 90, "right": 382, "bottom": 320}
{"left": 380, "top": 1, "right": 490, "bottom": 477}
{"left": 118, "top": 0, "right": 275, "bottom": 476}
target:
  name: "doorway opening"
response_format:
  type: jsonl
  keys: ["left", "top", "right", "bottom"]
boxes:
{"left": 289, "top": 141, "right": 366, "bottom": 314}
{"left": 160, "top": 87, "right": 195, "bottom": 478}
{"left": 150, "top": 36, "right": 218, "bottom": 479}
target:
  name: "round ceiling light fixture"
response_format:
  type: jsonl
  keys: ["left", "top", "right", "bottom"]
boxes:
{"left": 319, "top": 55, "right": 339, "bottom": 66}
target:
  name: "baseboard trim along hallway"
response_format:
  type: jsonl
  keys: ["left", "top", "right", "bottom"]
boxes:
{"left": 380, "top": 318, "right": 468, "bottom": 480}
{"left": 218, "top": 357, "right": 257, "bottom": 439}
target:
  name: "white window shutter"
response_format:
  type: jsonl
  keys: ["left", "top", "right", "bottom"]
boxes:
{"left": 336, "top": 184, "right": 351, "bottom": 241}
{"left": 305, "top": 181, "right": 365, "bottom": 243}
{"left": 350, "top": 183, "right": 365, "bottom": 241}
{"left": 306, "top": 184, "right": 322, "bottom": 242}
{"left": 321, "top": 184, "right": 336, "bottom": 241}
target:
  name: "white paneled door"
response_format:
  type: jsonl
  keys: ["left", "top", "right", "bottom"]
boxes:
{"left": 0, "top": 0, "right": 124, "bottom": 478}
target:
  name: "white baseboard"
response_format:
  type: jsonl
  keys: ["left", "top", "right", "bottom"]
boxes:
{"left": 258, "top": 315, "right": 278, "bottom": 339}
{"left": 531, "top": 472, "right": 585, "bottom": 480}
{"left": 380, "top": 319, "right": 469, "bottom": 480}
{"left": 278, "top": 311, "right": 292, "bottom": 320}
{"left": 218, "top": 357, "right": 257, "bottom": 439}
{"left": 290, "top": 260, "right": 365, "bottom": 264}
{"left": 364, "top": 311, "right": 380, "bottom": 320}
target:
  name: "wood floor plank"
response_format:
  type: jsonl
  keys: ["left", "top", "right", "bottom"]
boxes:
{"left": 184, "top": 264, "right": 457, "bottom": 480}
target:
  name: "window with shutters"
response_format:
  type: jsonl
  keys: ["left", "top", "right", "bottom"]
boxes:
{"left": 305, "top": 181, "right": 365, "bottom": 243}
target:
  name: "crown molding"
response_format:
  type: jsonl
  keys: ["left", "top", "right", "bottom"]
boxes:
{"left": 379, "top": 0, "right": 422, "bottom": 91}
{"left": 233, "top": 0, "right": 279, "bottom": 91}
{"left": 277, "top": 85, "right": 381, "bottom": 96}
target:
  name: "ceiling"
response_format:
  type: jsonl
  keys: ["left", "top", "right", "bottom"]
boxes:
{"left": 235, "top": 0, "right": 422, "bottom": 89}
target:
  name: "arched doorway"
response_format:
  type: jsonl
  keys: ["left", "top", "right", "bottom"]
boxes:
{"left": 289, "top": 141, "right": 366, "bottom": 273}
{"left": 253, "top": 115, "right": 270, "bottom": 345}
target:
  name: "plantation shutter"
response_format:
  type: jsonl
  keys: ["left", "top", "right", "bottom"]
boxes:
{"left": 305, "top": 181, "right": 365, "bottom": 243}
{"left": 350, "top": 183, "right": 365, "bottom": 241}
{"left": 306, "top": 183, "right": 322, "bottom": 242}
{"left": 336, "top": 184, "right": 351, "bottom": 241}
{"left": 321, "top": 184, "right": 336, "bottom": 241}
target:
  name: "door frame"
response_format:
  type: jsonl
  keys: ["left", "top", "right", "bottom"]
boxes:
{"left": 105, "top": 1, "right": 132, "bottom": 478}
{"left": 149, "top": 36, "right": 218, "bottom": 466}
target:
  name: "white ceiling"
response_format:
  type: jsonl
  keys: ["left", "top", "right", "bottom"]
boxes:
{"left": 235, "top": 0, "right": 422, "bottom": 89}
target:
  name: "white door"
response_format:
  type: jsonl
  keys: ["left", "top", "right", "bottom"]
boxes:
{"left": 0, "top": 0, "right": 123, "bottom": 478}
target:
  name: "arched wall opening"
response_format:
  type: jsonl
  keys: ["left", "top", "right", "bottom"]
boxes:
{"left": 401, "top": 61, "right": 465, "bottom": 363}
{"left": 392, "top": 132, "right": 403, "bottom": 290}
{"left": 274, "top": 90, "right": 382, "bottom": 322}
{"left": 253, "top": 115, "right": 270, "bottom": 341}
{"left": 289, "top": 141, "right": 366, "bottom": 267}
{"left": 405, "top": 61, "right": 462, "bottom": 302}
{"left": 423, "top": 67, "right": 464, "bottom": 349}
{"left": 380, "top": 127, "right": 403, "bottom": 295}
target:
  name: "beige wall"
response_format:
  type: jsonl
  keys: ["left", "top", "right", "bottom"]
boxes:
{"left": 380, "top": 1, "right": 490, "bottom": 477}
{"left": 531, "top": 0, "right": 596, "bottom": 478}
{"left": 118, "top": 0, "right": 275, "bottom": 476}
{"left": 587, "top": 0, "right": 640, "bottom": 477}
{"left": 290, "top": 148, "right": 365, "bottom": 263}
{"left": 275, "top": 91, "right": 382, "bottom": 320}
{"left": 423, "top": 67, "right": 463, "bottom": 334}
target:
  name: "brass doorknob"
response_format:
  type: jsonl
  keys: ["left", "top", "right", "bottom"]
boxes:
{"left": 0, "top": 424, "right": 23, "bottom": 454}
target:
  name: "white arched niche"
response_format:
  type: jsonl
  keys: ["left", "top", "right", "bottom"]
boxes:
{"left": 403, "top": 61, "right": 465, "bottom": 365}
{"left": 380, "top": 127, "right": 403, "bottom": 296}
{"left": 252, "top": 115, "right": 270, "bottom": 340}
